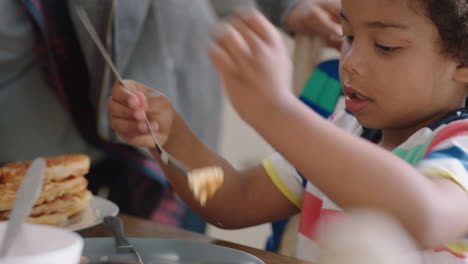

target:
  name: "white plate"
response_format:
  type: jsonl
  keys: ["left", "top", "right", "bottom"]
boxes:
{"left": 83, "top": 238, "right": 265, "bottom": 264}
{"left": 61, "top": 196, "right": 119, "bottom": 231}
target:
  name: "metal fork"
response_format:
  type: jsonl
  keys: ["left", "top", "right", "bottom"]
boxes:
{"left": 103, "top": 216, "right": 144, "bottom": 264}
{"left": 75, "top": 5, "right": 190, "bottom": 175}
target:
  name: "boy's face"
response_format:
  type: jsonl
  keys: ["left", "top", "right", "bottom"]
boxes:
{"left": 339, "top": 0, "right": 466, "bottom": 139}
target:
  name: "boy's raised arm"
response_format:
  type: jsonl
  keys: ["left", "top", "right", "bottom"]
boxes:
{"left": 108, "top": 80, "right": 299, "bottom": 228}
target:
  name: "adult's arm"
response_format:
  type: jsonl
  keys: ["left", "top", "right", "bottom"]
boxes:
{"left": 258, "top": 0, "right": 343, "bottom": 49}
{"left": 210, "top": 0, "right": 342, "bottom": 49}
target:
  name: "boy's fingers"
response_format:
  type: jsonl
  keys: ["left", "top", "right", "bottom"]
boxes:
{"left": 214, "top": 22, "right": 251, "bottom": 66}
{"left": 209, "top": 42, "right": 236, "bottom": 75}
{"left": 129, "top": 135, "right": 156, "bottom": 148}
{"left": 326, "top": 34, "right": 343, "bottom": 50}
{"left": 109, "top": 116, "right": 159, "bottom": 136}
{"left": 111, "top": 83, "right": 140, "bottom": 108}
{"left": 109, "top": 117, "right": 142, "bottom": 135}
{"left": 136, "top": 91, "right": 148, "bottom": 109}
{"left": 108, "top": 98, "right": 146, "bottom": 121}
{"left": 230, "top": 17, "right": 264, "bottom": 53}
{"left": 120, "top": 79, "right": 141, "bottom": 93}
{"left": 112, "top": 127, "right": 154, "bottom": 148}
{"left": 322, "top": 1, "right": 341, "bottom": 23}
{"left": 236, "top": 9, "right": 279, "bottom": 44}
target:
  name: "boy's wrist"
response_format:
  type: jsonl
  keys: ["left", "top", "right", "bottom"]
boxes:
{"left": 163, "top": 113, "right": 186, "bottom": 151}
{"left": 244, "top": 92, "right": 298, "bottom": 128}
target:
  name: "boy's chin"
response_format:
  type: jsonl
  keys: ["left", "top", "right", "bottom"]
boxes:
{"left": 353, "top": 114, "right": 383, "bottom": 130}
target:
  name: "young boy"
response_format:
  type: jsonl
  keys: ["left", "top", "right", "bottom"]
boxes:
{"left": 108, "top": 0, "right": 468, "bottom": 262}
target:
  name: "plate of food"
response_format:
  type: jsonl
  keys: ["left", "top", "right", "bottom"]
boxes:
{"left": 81, "top": 238, "right": 264, "bottom": 264}
{"left": 0, "top": 154, "right": 119, "bottom": 231}
{"left": 62, "top": 195, "right": 119, "bottom": 231}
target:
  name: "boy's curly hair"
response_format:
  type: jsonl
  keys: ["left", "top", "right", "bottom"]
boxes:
{"left": 417, "top": 0, "right": 468, "bottom": 65}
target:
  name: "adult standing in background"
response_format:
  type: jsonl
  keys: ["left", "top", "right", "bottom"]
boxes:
{"left": 0, "top": 0, "right": 341, "bottom": 233}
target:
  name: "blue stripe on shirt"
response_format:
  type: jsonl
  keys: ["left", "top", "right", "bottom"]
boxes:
{"left": 297, "top": 170, "right": 308, "bottom": 187}
{"left": 425, "top": 145, "right": 468, "bottom": 171}
{"left": 299, "top": 96, "right": 334, "bottom": 118}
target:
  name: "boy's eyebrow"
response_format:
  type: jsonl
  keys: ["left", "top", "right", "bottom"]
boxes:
{"left": 339, "top": 10, "right": 348, "bottom": 22}
{"left": 367, "top": 21, "right": 408, "bottom": 29}
{"left": 339, "top": 10, "right": 408, "bottom": 29}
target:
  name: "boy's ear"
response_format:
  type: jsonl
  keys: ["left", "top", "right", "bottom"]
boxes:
{"left": 454, "top": 63, "right": 468, "bottom": 83}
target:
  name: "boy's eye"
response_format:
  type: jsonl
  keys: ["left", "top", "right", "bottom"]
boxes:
{"left": 342, "top": 35, "right": 354, "bottom": 43}
{"left": 375, "top": 43, "right": 400, "bottom": 52}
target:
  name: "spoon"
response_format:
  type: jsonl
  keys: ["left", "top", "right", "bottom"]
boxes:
{"left": 75, "top": 5, "right": 224, "bottom": 206}
{"left": 74, "top": 5, "right": 190, "bottom": 175}
{"left": 0, "top": 158, "right": 46, "bottom": 258}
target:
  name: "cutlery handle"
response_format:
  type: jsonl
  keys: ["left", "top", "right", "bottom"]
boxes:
{"left": 103, "top": 216, "right": 132, "bottom": 249}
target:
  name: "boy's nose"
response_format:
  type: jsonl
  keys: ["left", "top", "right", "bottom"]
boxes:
{"left": 340, "top": 45, "right": 367, "bottom": 78}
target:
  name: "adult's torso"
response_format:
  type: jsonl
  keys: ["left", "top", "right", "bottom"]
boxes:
{"left": 0, "top": 0, "right": 100, "bottom": 163}
{"left": 71, "top": 0, "right": 223, "bottom": 150}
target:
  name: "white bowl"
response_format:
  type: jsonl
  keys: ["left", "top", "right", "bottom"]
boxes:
{"left": 0, "top": 222, "right": 83, "bottom": 264}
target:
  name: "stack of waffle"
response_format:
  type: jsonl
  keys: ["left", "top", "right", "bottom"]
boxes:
{"left": 0, "top": 154, "right": 92, "bottom": 226}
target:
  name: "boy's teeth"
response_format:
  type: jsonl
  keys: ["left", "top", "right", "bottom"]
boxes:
{"left": 355, "top": 94, "right": 368, "bottom": 100}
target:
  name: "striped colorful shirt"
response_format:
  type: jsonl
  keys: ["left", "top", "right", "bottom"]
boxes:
{"left": 265, "top": 59, "right": 343, "bottom": 252}
{"left": 263, "top": 108, "right": 468, "bottom": 263}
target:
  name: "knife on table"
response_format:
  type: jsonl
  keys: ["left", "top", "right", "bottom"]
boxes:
{"left": 103, "top": 216, "right": 144, "bottom": 264}
{"left": 0, "top": 158, "right": 46, "bottom": 257}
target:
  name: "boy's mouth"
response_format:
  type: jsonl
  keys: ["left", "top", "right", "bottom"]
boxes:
{"left": 343, "top": 85, "right": 371, "bottom": 113}
{"left": 348, "top": 92, "right": 368, "bottom": 100}
{"left": 343, "top": 84, "right": 369, "bottom": 100}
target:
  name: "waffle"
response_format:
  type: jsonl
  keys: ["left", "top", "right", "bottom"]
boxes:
{"left": 0, "top": 175, "right": 88, "bottom": 211}
{"left": 0, "top": 189, "right": 92, "bottom": 226}
{"left": 0, "top": 154, "right": 92, "bottom": 226}
{"left": 188, "top": 166, "right": 224, "bottom": 206}
{"left": 1, "top": 154, "right": 90, "bottom": 184}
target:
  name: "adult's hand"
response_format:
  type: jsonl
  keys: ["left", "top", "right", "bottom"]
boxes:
{"left": 286, "top": 0, "right": 342, "bottom": 50}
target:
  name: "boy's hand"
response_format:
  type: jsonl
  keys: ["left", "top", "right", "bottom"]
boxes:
{"left": 107, "top": 80, "right": 176, "bottom": 148}
{"left": 286, "top": 0, "right": 342, "bottom": 50}
{"left": 209, "top": 9, "right": 295, "bottom": 123}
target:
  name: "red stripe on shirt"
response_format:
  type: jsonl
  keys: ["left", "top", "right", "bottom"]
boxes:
{"left": 299, "top": 193, "right": 344, "bottom": 240}
{"left": 299, "top": 192, "right": 323, "bottom": 240}
{"left": 433, "top": 246, "right": 468, "bottom": 259}
{"left": 425, "top": 120, "right": 468, "bottom": 156}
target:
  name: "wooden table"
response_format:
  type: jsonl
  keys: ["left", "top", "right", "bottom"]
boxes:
{"left": 78, "top": 214, "right": 312, "bottom": 264}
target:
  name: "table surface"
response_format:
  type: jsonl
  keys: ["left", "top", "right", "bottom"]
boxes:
{"left": 78, "top": 214, "right": 313, "bottom": 264}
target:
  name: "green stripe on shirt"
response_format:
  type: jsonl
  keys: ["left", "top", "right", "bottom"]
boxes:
{"left": 392, "top": 137, "right": 433, "bottom": 165}
{"left": 302, "top": 69, "right": 342, "bottom": 113}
